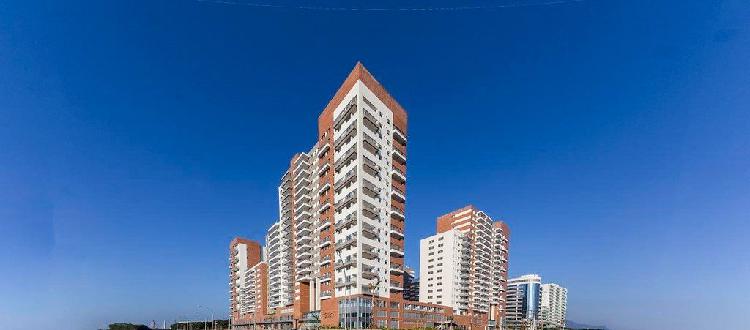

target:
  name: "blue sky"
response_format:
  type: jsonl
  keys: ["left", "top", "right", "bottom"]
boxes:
{"left": 1, "top": 0, "right": 749, "bottom": 329}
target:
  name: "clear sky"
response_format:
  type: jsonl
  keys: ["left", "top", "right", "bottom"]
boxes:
{"left": 1, "top": 1, "right": 749, "bottom": 329}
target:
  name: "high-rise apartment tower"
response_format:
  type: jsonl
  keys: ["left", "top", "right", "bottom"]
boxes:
{"left": 540, "top": 283, "right": 567, "bottom": 329}
{"left": 419, "top": 205, "right": 511, "bottom": 329}
{"left": 232, "top": 63, "right": 461, "bottom": 330}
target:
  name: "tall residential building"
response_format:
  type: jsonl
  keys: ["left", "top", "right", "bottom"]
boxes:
{"left": 277, "top": 61, "right": 411, "bottom": 326}
{"left": 506, "top": 274, "right": 542, "bottom": 330}
{"left": 540, "top": 283, "right": 567, "bottom": 329}
{"left": 232, "top": 63, "right": 472, "bottom": 330}
{"left": 419, "top": 205, "right": 511, "bottom": 329}
{"left": 229, "top": 238, "right": 263, "bottom": 321}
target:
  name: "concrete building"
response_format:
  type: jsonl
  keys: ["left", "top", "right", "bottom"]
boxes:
{"left": 419, "top": 205, "right": 511, "bottom": 329}
{"left": 540, "top": 283, "right": 567, "bottom": 329}
{"left": 505, "top": 274, "right": 542, "bottom": 330}
{"left": 231, "top": 63, "right": 472, "bottom": 330}
{"left": 229, "top": 238, "right": 263, "bottom": 321}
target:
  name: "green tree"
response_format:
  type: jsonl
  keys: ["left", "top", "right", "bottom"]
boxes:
{"left": 108, "top": 323, "right": 150, "bottom": 330}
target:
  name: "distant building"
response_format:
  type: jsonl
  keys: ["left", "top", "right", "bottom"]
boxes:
{"left": 229, "top": 238, "right": 263, "bottom": 322}
{"left": 419, "top": 205, "right": 511, "bottom": 329}
{"left": 403, "top": 266, "right": 419, "bottom": 301}
{"left": 540, "top": 283, "right": 567, "bottom": 329}
{"left": 506, "top": 274, "right": 542, "bottom": 330}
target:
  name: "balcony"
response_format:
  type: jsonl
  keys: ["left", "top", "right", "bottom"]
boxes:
{"left": 319, "top": 201, "right": 331, "bottom": 214}
{"left": 391, "top": 168, "right": 406, "bottom": 183}
{"left": 294, "top": 176, "right": 311, "bottom": 191}
{"left": 335, "top": 212, "right": 356, "bottom": 231}
{"left": 319, "top": 220, "right": 331, "bottom": 231}
{"left": 334, "top": 258, "right": 356, "bottom": 270}
{"left": 297, "top": 235, "right": 312, "bottom": 245}
{"left": 362, "top": 134, "right": 380, "bottom": 158}
{"left": 319, "top": 237, "right": 332, "bottom": 248}
{"left": 390, "top": 264, "right": 403, "bottom": 274}
{"left": 362, "top": 201, "right": 379, "bottom": 221}
{"left": 293, "top": 157, "right": 310, "bottom": 174}
{"left": 295, "top": 218, "right": 312, "bottom": 230}
{"left": 297, "top": 225, "right": 312, "bottom": 236}
{"left": 294, "top": 211, "right": 312, "bottom": 223}
{"left": 392, "top": 147, "right": 406, "bottom": 165}
{"left": 334, "top": 124, "right": 357, "bottom": 152}
{"left": 362, "top": 223, "right": 378, "bottom": 240}
{"left": 391, "top": 189, "right": 405, "bottom": 203}
{"left": 393, "top": 127, "right": 407, "bottom": 145}
{"left": 334, "top": 144, "right": 357, "bottom": 173}
{"left": 318, "top": 143, "right": 330, "bottom": 157}
{"left": 333, "top": 99, "right": 356, "bottom": 131}
{"left": 363, "top": 107, "right": 380, "bottom": 128}
{"left": 390, "top": 207, "right": 405, "bottom": 221}
{"left": 393, "top": 141, "right": 406, "bottom": 157}
{"left": 334, "top": 169, "right": 357, "bottom": 193}
{"left": 294, "top": 168, "right": 311, "bottom": 181}
{"left": 335, "top": 191, "right": 357, "bottom": 213}
{"left": 362, "top": 266, "right": 378, "bottom": 280}
{"left": 390, "top": 226, "right": 404, "bottom": 239}
{"left": 294, "top": 202, "right": 311, "bottom": 214}
{"left": 321, "top": 290, "right": 333, "bottom": 299}
{"left": 390, "top": 245, "right": 404, "bottom": 257}
{"left": 335, "top": 278, "right": 357, "bottom": 288}
{"left": 363, "top": 185, "right": 379, "bottom": 200}
{"left": 297, "top": 185, "right": 311, "bottom": 194}
{"left": 318, "top": 162, "right": 330, "bottom": 176}
{"left": 319, "top": 182, "right": 331, "bottom": 195}
{"left": 295, "top": 193, "right": 311, "bottom": 204}
{"left": 281, "top": 186, "right": 293, "bottom": 198}
{"left": 335, "top": 236, "right": 357, "bottom": 251}
{"left": 362, "top": 245, "right": 379, "bottom": 260}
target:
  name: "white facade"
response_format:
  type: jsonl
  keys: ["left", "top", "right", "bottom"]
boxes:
{"left": 418, "top": 229, "right": 469, "bottom": 311}
{"left": 332, "top": 80, "right": 405, "bottom": 298}
{"left": 231, "top": 242, "right": 250, "bottom": 315}
{"left": 261, "top": 75, "right": 408, "bottom": 314}
{"left": 266, "top": 220, "right": 293, "bottom": 308}
{"left": 540, "top": 283, "right": 567, "bottom": 328}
